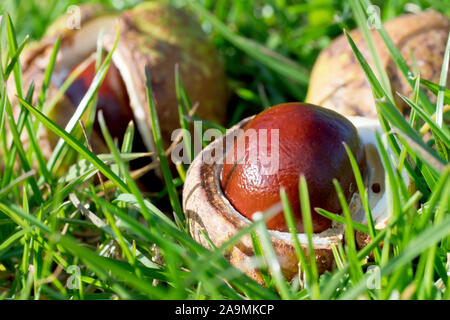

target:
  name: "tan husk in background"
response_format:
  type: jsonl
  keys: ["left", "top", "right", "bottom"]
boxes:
{"left": 306, "top": 10, "right": 449, "bottom": 118}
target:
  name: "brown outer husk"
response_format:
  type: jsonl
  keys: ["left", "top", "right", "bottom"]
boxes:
{"left": 104, "top": 2, "right": 228, "bottom": 150}
{"left": 306, "top": 10, "right": 450, "bottom": 118}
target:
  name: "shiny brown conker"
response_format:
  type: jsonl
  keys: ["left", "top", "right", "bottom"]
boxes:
{"left": 65, "top": 60, "right": 136, "bottom": 146}
{"left": 221, "top": 103, "right": 364, "bottom": 233}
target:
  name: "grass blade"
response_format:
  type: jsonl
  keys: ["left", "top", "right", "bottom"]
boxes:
{"left": 398, "top": 93, "right": 450, "bottom": 146}
{"left": 36, "top": 36, "right": 60, "bottom": 111}
{"left": 144, "top": 66, "right": 183, "bottom": 227}
{"left": 360, "top": 0, "right": 435, "bottom": 114}
{"left": 253, "top": 211, "right": 293, "bottom": 300}
{"left": 280, "top": 188, "right": 316, "bottom": 299}
{"left": 436, "top": 32, "right": 450, "bottom": 127}
{"left": 17, "top": 97, "right": 130, "bottom": 193}
{"left": 298, "top": 176, "right": 320, "bottom": 298}
{"left": 420, "top": 78, "right": 450, "bottom": 105}
{"left": 187, "top": 0, "right": 309, "bottom": 86}
{"left": 315, "top": 208, "right": 371, "bottom": 234}
{"left": 333, "top": 179, "right": 363, "bottom": 283}
{"left": 345, "top": 30, "right": 446, "bottom": 173}
{"left": 349, "top": 0, "right": 392, "bottom": 99}
{"left": 340, "top": 214, "right": 450, "bottom": 299}
{"left": 4, "top": 34, "right": 29, "bottom": 79}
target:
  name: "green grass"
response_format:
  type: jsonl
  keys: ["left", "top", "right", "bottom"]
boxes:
{"left": 0, "top": 0, "right": 449, "bottom": 300}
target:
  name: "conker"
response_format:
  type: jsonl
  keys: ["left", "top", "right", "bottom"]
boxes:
{"left": 65, "top": 60, "right": 142, "bottom": 148}
{"left": 221, "top": 103, "right": 364, "bottom": 233}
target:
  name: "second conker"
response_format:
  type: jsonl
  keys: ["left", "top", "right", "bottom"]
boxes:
{"left": 64, "top": 59, "right": 145, "bottom": 150}
{"left": 221, "top": 103, "right": 365, "bottom": 233}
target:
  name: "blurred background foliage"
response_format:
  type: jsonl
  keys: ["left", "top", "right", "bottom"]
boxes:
{"left": 1, "top": 0, "right": 449, "bottom": 125}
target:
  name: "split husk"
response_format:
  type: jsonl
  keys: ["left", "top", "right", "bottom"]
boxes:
{"left": 183, "top": 115, "right": 409, "bottom": 284}
{"left": 8, "top": 2, "right": 228, "bottom": 169}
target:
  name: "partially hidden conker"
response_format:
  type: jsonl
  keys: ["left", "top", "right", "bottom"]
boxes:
{"left": 221, "top": 103, "right": 364, "bottom": 233}
{"left": 64, "top": 60, "right": 141, "bottom": 148}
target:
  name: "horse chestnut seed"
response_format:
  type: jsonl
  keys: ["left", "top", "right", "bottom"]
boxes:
{"left": 65, "top": 60, "right": 135, "bottom": 145}
{"left": 221, "top": 103, "right": 364, "bottom": 233}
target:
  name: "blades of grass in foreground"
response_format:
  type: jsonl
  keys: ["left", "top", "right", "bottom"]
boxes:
{"left": 349, "top": 0, "right": 392, "bottom": 99}
{"left": 0, "top": 201, "right": 47, "bottom": 231}
{"left": 340, "top": 214, "right": 450, "bottom": 299}
{"left": 321, "top": 214, "right": 401, "bottom": 299}
{"left": 343, "top": 142, "right": 380, "bottom": 262}
{"left": 249, "top": 230, "right": 271, "bottom": 288}
{"left": 253, "top": 211, "right": 292, "bottom": 300}
{"left": 3, "top": 198, "right": 168, "bottom": 299}
{"left": 84, "top": 30, "right": 104, "bottom": 139}
{"left": 113, "top": 194, "right": 176, "bottom": 228}
{"left": 183, "top": 115, "right": 226, "bottom": 134}
{"left": 144, "top": 66, "right": 183, "bottom": 227}
{"left": 375, "top": 132, "right": 402, "bottom": 264}
{"left": 298, "top": 176, "right": 320, "bottom": 298}
{"left": 0, "top": 170, "right": 36, "bottom": 198}
{"left": 3, "top": 34, "right": 29, "bottom": 79}
{"left": 331, "top": 244, "right": 344, "bottom": 271}
{"left": 5, "top": 13, "right": 24, "bottom": 98}
{"left": 39, "top": 57, "right": 92, "bottom": 131}
{"left": 99, "top": 191, "right": 275, "bottom": 299}
{"left": 315, "top": 208, "right": 371, "bottom": 234}
{"left": 0, "top": 86, "right": 7, "bottom": 152}
{"left": 3, "top": 15, "right": 51, "bottom": 190}
{"left": 333, "top": 179, "right": 363, "bottom": 283}
{"left": 415, "top": 167, "right": 450, "bottom": 231}
{"left": 280, "top": 188, "right": 316, "bottom": 299}
{"left": 3, "top": 98, "right": 42, "bottom": 202}
{"left": 398, "top": 94, "right": 450, "bottom": 146}
{"left": 360, "top": 0, "right": 435, "bottom": 115}
{"left": 58, "top": 152, "right": 150, "bottom": 184}
{"left": 53, "top": 234, "right": 165, "bottom": 299}
{"left": 95, "top": 110, "right": 168, "bottom": 234}
{"left": 420, "top": 78, "right": 450, "bottom": 105}
{"left": 69, "top": 193, "right": 157, "bottom": 270}
{"left": 398, "top": 74, "right": 421, "bottom": 172}
{"left": 179, "top": 203, "right": 281, "bottom": 299}
{"left": 121, "top": 122, "right": 135, "bottom": 153}
{"left": 97, "top": 110, "right": 185, "bottom": 286}
{"left": 345, "top": 30, "right": 446, "bottom": 174}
